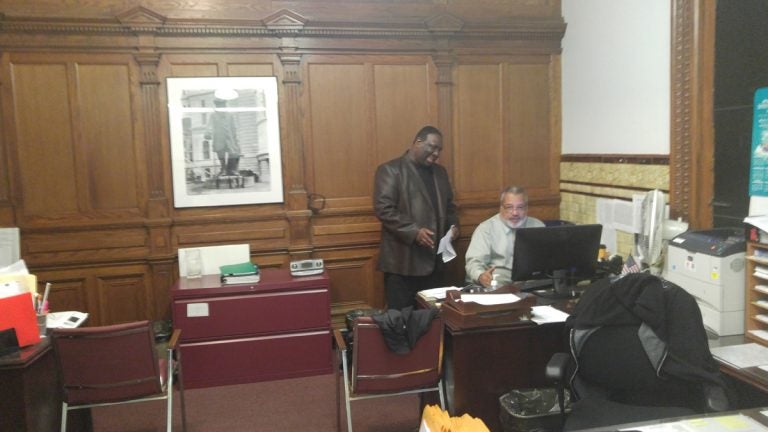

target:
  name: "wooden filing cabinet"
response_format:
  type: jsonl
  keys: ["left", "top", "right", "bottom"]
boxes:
{"left": 171, "top": 268, "right": 331, "bottom": 389}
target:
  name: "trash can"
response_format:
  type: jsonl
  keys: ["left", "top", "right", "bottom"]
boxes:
{"left": 499, "top": 388, "right": 570, "bottom": 432}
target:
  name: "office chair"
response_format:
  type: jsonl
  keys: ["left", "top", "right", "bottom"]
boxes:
{"left": 545, "top": 273, "right": 730, "bottom": 431}
{"left": 50, "top": 320, "right": 187, "bottom": 432}
{"left": 333, "top": 315, "right": 446, "bottom": 432}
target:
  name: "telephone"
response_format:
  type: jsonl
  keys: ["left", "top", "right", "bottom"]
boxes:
{"left": 46, "top": 311, "right": 88, "bottom": 329}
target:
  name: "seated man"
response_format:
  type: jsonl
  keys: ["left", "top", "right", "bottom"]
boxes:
{"left": 465, "top": 186, "right": 544, "bottom": 288}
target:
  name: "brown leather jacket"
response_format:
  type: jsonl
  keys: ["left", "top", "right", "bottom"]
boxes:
{"left": 373, "top": 153, "right": 459, "bottom": 276}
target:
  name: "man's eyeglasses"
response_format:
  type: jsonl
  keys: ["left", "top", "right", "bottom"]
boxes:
{"left": 501, "top": 204, "right": 527, "bottom": 212}
{"left": 419, "top": 141, "right": 442, "bottom": 154}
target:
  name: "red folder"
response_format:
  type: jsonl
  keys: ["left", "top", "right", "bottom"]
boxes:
{"left": 0, "top": 292, "right": 41, "bottom": 347}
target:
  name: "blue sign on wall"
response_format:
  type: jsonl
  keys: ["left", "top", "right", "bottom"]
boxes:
{"left": 750, "top": 87, "right": 768, "bottom": 196}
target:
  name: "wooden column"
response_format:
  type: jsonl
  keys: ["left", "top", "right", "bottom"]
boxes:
{"left": 279, "top": 49, "right": 312, "bottom": 259}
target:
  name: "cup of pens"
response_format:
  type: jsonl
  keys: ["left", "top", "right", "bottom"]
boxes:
{"left": 36, "top": 312, "right": 47, "bottom": 337}
{"left": 35, "top": 282, "right": 51, "bottom": 337}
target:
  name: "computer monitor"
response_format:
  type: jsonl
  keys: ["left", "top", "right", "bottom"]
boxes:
{"left": 511, "top": 224, "right": 603, "bottom": 296}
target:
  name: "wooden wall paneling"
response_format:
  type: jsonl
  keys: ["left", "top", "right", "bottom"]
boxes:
{"left": 34, "top": 264, "right": 151, "bottom": 326}
{"left": 454, "top": 63, "right": 503, "bottom": 197}
{"left": 0, "top": 53, "right": 12, "bottom": 225}
{"left": 6, "top": 53, "right": 146, "bottom": 224}
{"left": 278, "top": 52, "right": 313, "bottom": 259}
{"left": 372, "top": 61, "right": 436, "bottom": 166}
{"left": 305, "top": 60, "right": 369, "bottom": 209}
{"left": 0, "top": 1, "right": 561, "bottom": 23}
{"left": 93, "top": 266, "right": 151, "bottom": 326}
{"left": 8, "top": 61, "right": 79, "bottom": 218}
{"left": 433, "top": 54, "right": 456, "bottom": 179}
{"left": 317, "top": 246, "right": 381, "bottom": 325}
{"left": 150, "top": 259, "right": 176, "bottom": 319}
{"left": 505, "top": 62, "right": 554, "bottom": 193}
{"left": 37, "top": 276, "right": 89, "bottom": 317}
{"left": 22, "top": 226, "right": 149, "bottom": 267}
{"left": 77, "top": 63, "right": 142, "bottom": 212}
{"left": 174, "top": 218, "right": 288, "bottom": 251}
{"left": 0, "top": 2, "right": 566, "bottom": 325}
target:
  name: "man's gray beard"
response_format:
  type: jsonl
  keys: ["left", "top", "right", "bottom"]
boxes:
{"left": 502, "top": 217, "right": 527, "bottom": 229}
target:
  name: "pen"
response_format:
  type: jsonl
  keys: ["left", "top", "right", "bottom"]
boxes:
{"left": 39, "top": 282, "right": 51, "bottom": 314}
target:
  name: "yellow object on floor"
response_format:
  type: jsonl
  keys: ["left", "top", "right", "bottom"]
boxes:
{"left": 420, "top": 404, "right": 490, "bottom": 432}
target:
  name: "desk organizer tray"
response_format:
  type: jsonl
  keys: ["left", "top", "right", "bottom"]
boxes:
{"left": 440, "top": 291, "right": 536, "bottom": 330}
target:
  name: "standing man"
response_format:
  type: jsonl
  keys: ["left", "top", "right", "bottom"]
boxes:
{"left": 374, "top": 125, "right": 460, "bottom": 310}
{"left": 465, "top": 186, "right": 544, "bottom": 288}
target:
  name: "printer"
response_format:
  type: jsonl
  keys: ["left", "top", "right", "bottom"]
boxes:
{"left": 664, "top": 228, "right": 746, "bottom": 336}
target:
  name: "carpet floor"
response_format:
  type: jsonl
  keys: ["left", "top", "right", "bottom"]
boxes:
{"left": 90, "top": 373, "right": 422, "bottom": 432}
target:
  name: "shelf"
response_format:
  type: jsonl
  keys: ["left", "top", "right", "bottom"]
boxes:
{"left": 748, "top": 329, "right": 768, "bottom": 343}
{"left": 746, "top": 242, "right": 768, "bottom": 348}
{"left": 748, "top": 255, "right": 768, "bottom": 265}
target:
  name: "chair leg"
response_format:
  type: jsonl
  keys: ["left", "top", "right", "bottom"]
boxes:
{"left": 177, "top": 361, "right": 188, "bottom": 432}
{"left": 167, "top": 356, "right": 174, "bottom": 432}
{"left": 60, "top": 403, "right": 68, "bottom": 432}
{"left": 341, "top": 351, "right": 353, "bottom": 432}
{"left": 438, "top": 379, "right": 447, "bottom": 411}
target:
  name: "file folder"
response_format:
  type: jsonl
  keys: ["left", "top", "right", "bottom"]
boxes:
{"left": 0, "top": 292, "right": 41, "bottom": 347}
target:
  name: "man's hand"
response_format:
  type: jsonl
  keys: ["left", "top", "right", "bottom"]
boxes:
{"left": 416, "top": 228, "right": 436, "bottom": 249}
{"left": 450, "top": 225, "right": 459, "bottom": 241}
{"left": 478, "top": 266, "right": 496, "bottom": 288}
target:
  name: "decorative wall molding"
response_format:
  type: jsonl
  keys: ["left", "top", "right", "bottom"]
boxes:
{"left": 561, "top": 154, "right": 669, "bottom": 165}
{"left": 0, "top": 7, "right": 566, "bottom": 43}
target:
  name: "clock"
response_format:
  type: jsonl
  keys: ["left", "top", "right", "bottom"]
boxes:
{"left": 290, "top": 259, "right": 324, "bottom": 276}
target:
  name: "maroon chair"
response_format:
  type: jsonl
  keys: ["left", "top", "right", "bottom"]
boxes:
{"left": 50, "top": 320, "right": 187, "bottom": 432}
{"left": 333, "top": 316, "right": 445, "bottom": 432}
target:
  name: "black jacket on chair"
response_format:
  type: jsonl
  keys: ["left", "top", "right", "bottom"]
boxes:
{"left": 568, "top": 273, "right": 726, "bottom": 394}
{"left": 549, "top": 273, "right": 730, "bottom": 431}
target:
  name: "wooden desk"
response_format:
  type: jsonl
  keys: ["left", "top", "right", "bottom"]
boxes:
{"left": 443, "top": 318, "right": 568, "bottom": 432}
{"left": 571, "top": 406, "right": 768, "bottom": 432}
{"left": 0, "top": 338, "right": 92, "bottom": 432}
{"left": 419, "top": 292, "right": 574, "bottom": 432}
{"left": 171, "top": 269, "right": 332, "bottom": 389}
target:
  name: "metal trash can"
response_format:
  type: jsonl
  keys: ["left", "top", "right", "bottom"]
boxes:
{"left": 499, "top": 388, "right": 570, "bottom": 432}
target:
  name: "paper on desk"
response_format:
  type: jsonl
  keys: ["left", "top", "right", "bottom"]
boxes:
{"left": 710, "top": 343, "right": 768, "bottom": 369}
{"left": 531, "top": 305, "right": 570, "bottom": 324}
{"left": 621, "top": 414, "right": 768, "bottom": 431}
{"left": 418, "top": 286, "right": 460, "bottom": 300}
{"left": 745, "top": 215, "right": 768, "bottom": 233}
{"left": 461, "top": 293, "right": 520, "bottom": 305}
{"left": 437, "top": 226, "right": 456, "bottom": 263}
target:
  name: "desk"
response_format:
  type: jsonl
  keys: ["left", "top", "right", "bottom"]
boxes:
{"left": 0, "top": 338, "right": 91, "bottom": 432}
{"left": 420, "top": 293, "right": 573, "bottom": 432}
{"left": 171, "top": 269, "right": 332, "bottom": 389}
{"left": 572, "top": 407, "right": 768, "bottom": 432}
{"left": 443, "top": 318, "right": 568, "bottom": 432}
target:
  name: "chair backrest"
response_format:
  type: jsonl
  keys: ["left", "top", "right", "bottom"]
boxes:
{"left": 574, "top": 325, "right": 696, "bottom": 408}
{"left": 351, "top": 316, "right": 443, "bottom": 394}
{"left": 51, "top": 320, "right": 162, "bottom": 405}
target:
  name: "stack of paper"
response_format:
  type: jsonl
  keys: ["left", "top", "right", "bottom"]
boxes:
{"left": 219, "top": 262, "right": 260, "bottom": 284}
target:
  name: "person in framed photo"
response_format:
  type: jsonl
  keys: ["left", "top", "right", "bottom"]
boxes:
{"left": 205, "top": 98, "right": 241, "bottom": 176}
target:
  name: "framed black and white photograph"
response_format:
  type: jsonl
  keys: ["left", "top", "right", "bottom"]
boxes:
{"left": 167, "top": 76, "right": 284, "bottom": 208}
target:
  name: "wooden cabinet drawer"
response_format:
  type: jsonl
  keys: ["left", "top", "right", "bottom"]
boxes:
{"left": 172, "top": 288, "right": 329, "bottom": 340}
{"left": 179, "top": 330, "right": 332, "bottom": 389}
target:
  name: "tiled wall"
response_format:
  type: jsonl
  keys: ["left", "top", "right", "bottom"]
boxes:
{"left": 559, "top": 156, "right": 670, "bottom": 257}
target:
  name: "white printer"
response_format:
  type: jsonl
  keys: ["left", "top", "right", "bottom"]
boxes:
{"left": 664, "top": 228, "right": 746, "bottom": 336}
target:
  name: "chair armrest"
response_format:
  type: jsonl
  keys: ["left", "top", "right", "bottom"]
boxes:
{"left": 333, "top": 329, "right": 347, "bottom": 352}
{"left": 167, "top": 329, "right": 182, "bottom": 351}
{"left": 703, "top": 383, "right": 730, "bottom": 412}
{"left": 545, "top": 352, "right": 571, "bottom": 383}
